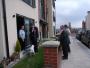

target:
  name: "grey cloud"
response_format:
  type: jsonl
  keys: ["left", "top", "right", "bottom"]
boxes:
{"left": 56, "top": 0, "right": 90, "bottom": 28}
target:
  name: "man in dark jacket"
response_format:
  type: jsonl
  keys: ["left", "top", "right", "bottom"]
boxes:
{"left": 29, "top": 23, "right": 39, "bottom": 53}
{"left": 64, "top": 25, "right": 71, "bottom": 53}
{"left": 59, "top": 26, "right": 70, "bottom": 59}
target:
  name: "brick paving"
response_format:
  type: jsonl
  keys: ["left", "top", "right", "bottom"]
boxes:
{"left": 61, "top": 37, "right": 90, "bottom": 68}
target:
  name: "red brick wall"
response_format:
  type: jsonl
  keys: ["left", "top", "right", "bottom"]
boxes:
{"left": 43, "top": 47, "right": 61, "bottom": 68}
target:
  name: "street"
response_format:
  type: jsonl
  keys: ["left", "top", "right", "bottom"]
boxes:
{"left": 61, "top": 36, "right": 90, "bottom": 68}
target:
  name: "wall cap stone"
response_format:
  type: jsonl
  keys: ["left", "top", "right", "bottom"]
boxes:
{"left": 42, "top": 41, "right": 60, "bottom": 47}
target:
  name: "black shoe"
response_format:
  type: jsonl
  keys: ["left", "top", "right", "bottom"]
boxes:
{"left": 62, "top": 56, "right": 68, "bottom": 60}
{"left": 68, "top": 51, "right": 71, "bottom": 53}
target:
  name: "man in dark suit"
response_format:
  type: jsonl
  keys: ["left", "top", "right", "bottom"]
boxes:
{"left": 64, "top": 25, "right": 71, "bottom": 53}
{"left": 29, "top": 23, "right": 39, "bottom": 53}
{"left": 59, "top": 25, "right": 70, "bottom": 60}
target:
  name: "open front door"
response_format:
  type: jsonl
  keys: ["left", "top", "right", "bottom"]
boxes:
{"left": 16, "top": 14, "right": 34, "bottom": 50}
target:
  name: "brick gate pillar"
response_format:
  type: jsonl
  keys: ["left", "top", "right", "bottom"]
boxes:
{"left": 42, "top": 41, "right": 62, "bottom": 68}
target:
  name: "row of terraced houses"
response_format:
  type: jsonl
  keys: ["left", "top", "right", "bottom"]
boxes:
{"left": 0, "top": 0, "right": 56, "bottom": 60}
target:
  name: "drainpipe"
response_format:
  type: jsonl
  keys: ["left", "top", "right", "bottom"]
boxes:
{"left": 2, "top": 0, "right": 9, "bottom": 58}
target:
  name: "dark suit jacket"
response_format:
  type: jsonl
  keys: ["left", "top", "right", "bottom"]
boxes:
{"left": 29, "top": 26, "right": 39, "bottom": 45}
{"left": 59, "top": 30, "right": 70, "bottom": 45}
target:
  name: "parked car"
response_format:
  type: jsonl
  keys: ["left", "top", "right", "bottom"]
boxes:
{"left": 76, "top": 31, "right": 82, "bottom": 40}
{"left": 76, "top": 29, "right": 85, "bottom": 41}
{"left": 81, "top": 30, "right": 90, "bottom": 48}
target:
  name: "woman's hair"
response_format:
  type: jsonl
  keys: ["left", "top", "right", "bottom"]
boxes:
{"left": 20, "top": 25, "right": 24, "bottom": 29}
{"left": 64, "top": 25, "right": 68, "bottom": 28}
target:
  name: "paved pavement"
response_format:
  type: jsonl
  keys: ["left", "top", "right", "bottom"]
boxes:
{"left": 61, "top": 37, "right": 90, "bottom": 68}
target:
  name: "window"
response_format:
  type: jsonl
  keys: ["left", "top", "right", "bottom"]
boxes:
{"left": 52, "top": 0, "right": 55, "bottom": 8}
{"left": 40, "top": 0, "right": 45, "bottom": 19}
{"left": 22, "top": 0, "right": 36, "bottom": 8}
{"left": 53, "top": 12, "right": 56, "bottom": 22}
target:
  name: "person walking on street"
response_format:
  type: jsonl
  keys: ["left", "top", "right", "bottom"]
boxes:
{"left": 29, "top": 23, "right": 39, "bottom": 53}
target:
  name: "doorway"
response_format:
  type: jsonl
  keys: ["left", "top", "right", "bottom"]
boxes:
{"left": 16, "top": 14, "right": 34, "bottom": 50}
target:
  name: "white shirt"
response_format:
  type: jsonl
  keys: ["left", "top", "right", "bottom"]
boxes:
{"left": 66, "top": 28, "right": 71, "bottom": 35}
{"left": 19, "top": 29, "right": 25, "bottom": 41}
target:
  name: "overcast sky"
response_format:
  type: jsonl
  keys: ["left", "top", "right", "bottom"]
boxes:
{"left": 55, "top": 0, "right": 90, "bottom": 28}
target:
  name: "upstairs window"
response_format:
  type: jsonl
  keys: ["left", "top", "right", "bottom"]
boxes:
{"left": 52, "top": 0, "right": 55, "bottom": 9}
{"left": 40, "top": 0, "right": 45, "bottom": 19}
{"left": 22, "top": 0, "right": 36, "bottom": 8}
{"left": 53, "top": 12, "right": 56, "bottom": 22}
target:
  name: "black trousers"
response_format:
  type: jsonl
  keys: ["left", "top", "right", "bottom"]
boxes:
{"left": 18, "top": 38, "right": 25, "bottom": 50}
{"left": 31, "top": 39, "right": 38, "bottom": 53}
{"left": 67, "top": 44, "right": 71, "bottom": 52}
{"left": 62, "top": 44, "right": 68, "bottom": 58}
{"left": 34, "top": 44, "right": 38, "bottom": 53}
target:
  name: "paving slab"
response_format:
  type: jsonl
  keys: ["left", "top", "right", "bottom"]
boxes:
{"left": 61, "top": 37, "right": 90, "bottom": 68}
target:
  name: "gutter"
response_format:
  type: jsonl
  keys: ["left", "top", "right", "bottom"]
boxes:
{"left": 2, "top": 0, "right": 9, "bottom": 58}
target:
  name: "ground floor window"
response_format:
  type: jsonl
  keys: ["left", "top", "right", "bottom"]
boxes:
{"left": 39, "top": 21, "right": 48, "bottom": 38}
